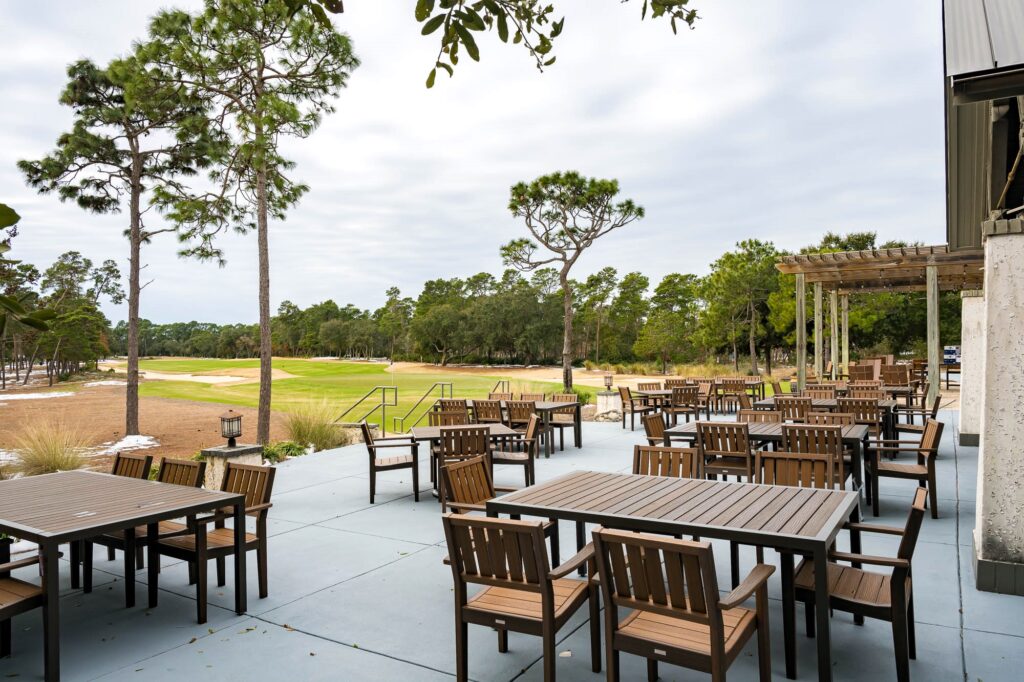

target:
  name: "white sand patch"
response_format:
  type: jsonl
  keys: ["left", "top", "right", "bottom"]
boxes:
{"left": 84, "top": 380, "right": 127, "bottom": 387}
{"left": 93, "top": 435, "right": 160, "bottom": 455}
{"left": 0, "top": 391, "right": 74, "bottom": 401}
{"left": 139, "top": 370, "right": 249, "bottom": 385}
{"left": 0, "top": 449, "right": 16, "bottom": 463}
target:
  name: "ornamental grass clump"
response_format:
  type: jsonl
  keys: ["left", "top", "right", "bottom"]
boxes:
{"left": 285, "top": 400, "right": 346, "bottom": 453}
{"left": 12, "top": 420, "right": 89, "bottom": 476}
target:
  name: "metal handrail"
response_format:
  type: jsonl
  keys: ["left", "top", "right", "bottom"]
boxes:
{"left": 335, "top": 385, "right": 398, "bottom": 435}
{"left": 392, "top": 382, "right": 453, "bottom": 433}
{"left": 490, "top": 379, "right": 510, "bottom": 395}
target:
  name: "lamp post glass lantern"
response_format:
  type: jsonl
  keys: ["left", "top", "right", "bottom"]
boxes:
{"left": 220, "top": 410, "right": 242, "bottom": 448}
{"left": 604, "top": 373, "right": 613, "bottom": 390}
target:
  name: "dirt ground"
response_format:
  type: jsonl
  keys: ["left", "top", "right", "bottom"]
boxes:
{"left": 0, "top": 384, "right": 288, "bottom": 468}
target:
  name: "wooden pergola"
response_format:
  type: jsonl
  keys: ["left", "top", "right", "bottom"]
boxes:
{"left": 776, "top": 244, "right": 985, "bottom": 401}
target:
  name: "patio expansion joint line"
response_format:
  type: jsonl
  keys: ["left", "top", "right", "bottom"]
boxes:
{"left": 952, "top": 431, "right": 968, "bottom": 682}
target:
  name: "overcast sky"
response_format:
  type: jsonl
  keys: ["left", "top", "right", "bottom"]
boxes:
{"left": 1, "top": 1, "right": 945, "bottom": 324}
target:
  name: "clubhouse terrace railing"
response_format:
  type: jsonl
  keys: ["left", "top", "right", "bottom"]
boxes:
{"left": 335, "top": 385, "right": 398, "bottom": 435}
{"left": 392, "top": 382, "right": 454, "bottom": 434}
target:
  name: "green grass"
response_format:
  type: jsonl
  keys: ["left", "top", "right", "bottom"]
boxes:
{"left": 137, "top": 358, "right": 561, "bottom": 430}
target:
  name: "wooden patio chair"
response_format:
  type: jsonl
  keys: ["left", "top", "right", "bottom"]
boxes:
{"left": 804, "top": 386, "right": 836, "bottom": 400}
{"left": 867, "top": 420, "right": 944, "bottom": 518}
{"left": 782, "top": 424, "right": 849, "bottom": 489}
{"left": 157, "top": 462, "right": 276, "bottom": 624}
{"left": 441, "top": 513, "right": 596, "bottom": 682}
{"left": 0, "top": 541, "right": 49, "bottom": 665}
{"left": 642, "top": 412, "right": 668, "bottom": 448}
{"left": 663, "top": 386, "right": 702, "bottom": 426}
{"left": 633, "top": 445, "right": 702, "bottom": 479}
{"left": 663, "top": 378, "right": 687, "bottom": 389}
{"left": 718, "top": 378, "right": 748, "bottom": 413}
{"left": 850, "top": 379, "right": 883, "bottom": 389}
{"left": 848, "top": 364, "right": 875, "bottom": 382}
{"left": 895, "top": 395, "right": 940, "bottom": 433}
{"left": 618, "top": 386, "right": 656, "bottom": 431}
{"left": 471, "top": 399, "right": 504, "bottom": 425}
{"left": 637, "top": 381, "right": 662, "bottom": 392}
{"left": 429, "top": 409, "right": 468, "bottom": 427}
{"left": 696, "top": 380, "right": 717, "bottom": 416}
{"left": 883, "top": 365, "right": 911, "bottom": 387}
{"left": 805, "top": 411, "right": 854, "bottom": 426}
{"left": 592, "top": 528, "right": 773, "bottom": 682}
{"left": 361, "top": 422, "right": 419, "bottom": 504}
{"left": 83, "top": 457, "right": 207, "bottom": 587}
{"left": 849, "top": 388, "right": 885, "bottom": 400}
{"left": 738, "top": 409, "right": 782, "bottom": 424}
{"left": 771, "top": 380, "right": 786, "bottom": 396}
{"left": 439, "top": 398, "right": 469, "bottom": 412}
{"left": 837, "top": 397, "right": 884, "bottom": 440}
{"left": 111, "top": 452, "right": 153, "bottom": 480}
{"left": 793, "top": 488, "right": 928, "bottom": 682}
{"left": 491, "top": 414, "right": 538, "bottom": 486}
{"left": 548, "top": 393, "right": 577, "bottom": 451}
{"left": 505, "top": 399, "right": 536, "bottom": 431}
{"left": 440, "top": 457, "right": 562, "bottom": 568}
{"left": 519, "top": 392, "right": 546, "bottom": 401}
{"left": 489, "top": 392, "right": 512, "bottom": 401}
{"left": 775, "top": 396, "right": 812, "bottom": 423}
{"left": 755, "top": 450, "right": 835, "bottom": 489}
{"left": 437, "top": 426, "right": 492, "bottom": 508}
{"left": 697, "top": 422, "right": 754, "bottom": 482}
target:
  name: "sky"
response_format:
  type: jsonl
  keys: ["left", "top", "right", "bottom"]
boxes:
{"left": 0, "top": 1, "right": 946, "bottom": 325}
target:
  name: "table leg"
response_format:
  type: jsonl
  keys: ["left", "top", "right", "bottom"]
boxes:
{"left": 813, "top": 547, "right": 833, "bottom": 682}
{"left": 42, "top": 542, "right": 60, "bottom": 682}
{"left": 781, "top": 551, "right": 797, "bottom": 679}
{"left": 233, "top": 502, "right": 247, "bottom": 615}
{"left": 542, "top": 411, "right": 553, "bottom": 458}
{"left": 574, "top": 404, "right": 582, "bottom": 448}
{"left": 852, "top": 437, "right": 864, "bottom": 498}
{"left": 69, "top": 540, "right": 80, "bottom": 590}
{"left": 147, "top": 522, "right": 159, "bottom": 609}
{"left": 123, "top": 527, "right": 136, "bottom": 608}
{"left": 576, "top": 521, "right": 586, "bottom": 577}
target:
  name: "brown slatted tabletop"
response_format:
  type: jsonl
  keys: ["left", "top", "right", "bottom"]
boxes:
{"left": 0, "top": 470, "right": 247, "bottom": 682}
{"left": 410, "top": 423, "right": 519, "bottom": 441}
{"left": 487, "top": 471, "right": 860, "bottom": 682}
{"left": 753, "top": 397, "right": 898, "bottom": 411}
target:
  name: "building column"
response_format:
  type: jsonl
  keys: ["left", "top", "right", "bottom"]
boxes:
{"left": 926, "top": 265, "right": 940, "bottom": 405}
{"left": 974, "top": 220, "right": 1024, "bottom": 594}
{"left": 796, "top": 274, "right": 806, "bottom": 390}
{"left": 840, "top": 294, "right": 849, "bottom": 378}
{"left": 958, "top": 290, "right": 984, "bottom": 446}
{"left": 813, "top": 282, "right": 823, "bottom": 379}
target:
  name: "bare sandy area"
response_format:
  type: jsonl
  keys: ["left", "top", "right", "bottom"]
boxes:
{"left": 100, "top": 360, "right": 297, "bottom": 385}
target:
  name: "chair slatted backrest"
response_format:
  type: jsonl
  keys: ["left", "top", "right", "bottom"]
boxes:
{"left": 805, "top": 411, "right": 854, "bottom": 426}
{"left": 722, "top": 377, "right": 747, "bottom": 393}
{"left": 637, "top": 382, "right": 662, "bottom": 392}
{"left": 670, "top": 386, "right": 699, "bottom": 408}
{"left": 775, "top": 396, "right": 812, "bottom": 423}
{"left": 617, "top": 386, "right": 635, "bottom": 404}
{"left": 439, "top": 399, "right": 469, "bottom": 412}
{"left": 506, "top": 400, "right": 536, "bottom": 423}
{"left": 848, "top": 364, "right": 875, "bottom": 382}
{"left": 837, "top": 398, "right": 882, "bottom": 433}
{"left": 439, "top": 426, "right": 491, "bottom": 461}
{"left": 440, "top": 455, "right": 496, "bottom": 507}
{"left": 895, "top": 488, "right": 929, "bottom": 573}
{"left": 429, "top": 410, "right": 468, "bottom": 427}
{"left": 550, "top": 393, "right": 577, "bottom": 418}
{"left": 222, "top": 462, "right": 276, "bottom": 517}
{"left": 804, "top": 386, "right": 836, "bottom": 400}
{"left": 488, "top": 392, "right": 512, "bottom": 401}
{"left": 157, "top": 457, "right": 206, "bottom": 488}
{"left": 782, "top": 424, "right": 845, "bottom": 483}
{"left": 642, "top": 412, "right": 666, "bottom": 444}
{"left": 519, "top": 393, "right": 545, "bottom": 402}
{"left": 472, "top": 400, "right": 504, "bottom": 423}
{"left": 848, "top": 388, "right": 885, "bottom": 400}
{"left": 738, "top": 409, "right": 782, "bottom": 424}
{"left": 697, "top": 381, "right": 714, "bottom": 401}
{"left": 771, "top": 380, "right": 784, "bottom": 396}
{"left": 664, "top": 379, "right": 687, "bottom": 389}
{"left": 111, "top": 452, "right": 153, "bottom": 480}
{"left": 442, "top": 513, "right": 550, "bottom": 594}
{"left": 697, "top": 422, "right": 751, "bottom": 460}
{"left": 918, "top": 419, "right": 944, "bottom": 460}
{"left": 756, "top": 450, "right": 834, "bottom": 488}
{"left": 850, "top": 379, "right": 883, "bottom": 389}
{"left": 737, "top": 392, "right": 752, "bottom": 410}
{"left": 633, "top": 445, "right": 702, "bottom": 479}
{"left": 882, "top": 365, "right": 910, "bottom": 386}
{"left": 593, "top": 529, "right": 722, "bottom": 630}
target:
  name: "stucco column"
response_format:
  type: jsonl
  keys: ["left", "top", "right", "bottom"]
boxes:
{"left": 958, "top": 290, "right": 984, "bottom": 446}
{"left": 974, "top": 220, "right": 1024, "bottom": 593}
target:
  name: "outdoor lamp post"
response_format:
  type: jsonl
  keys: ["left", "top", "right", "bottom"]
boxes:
{"left": 604, "top": 373, "right": 613, "bottom": 390}
{"left": 220, "top": 410, "right": 242, "bottom": 448}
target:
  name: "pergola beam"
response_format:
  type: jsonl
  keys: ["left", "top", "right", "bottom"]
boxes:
{"left": 796, "top": 274, "right": 806, "bottom": 390}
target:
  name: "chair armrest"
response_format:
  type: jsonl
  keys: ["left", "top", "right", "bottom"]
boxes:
{"left": 495, "top": 486, "right": 520, "bottom": 493}
{"left": 548, "top": 544, "right": 595, "bottom": 580}
{"left": 370, "top": 442, "right": 419, "bottom": 450}
{"left": 829, "top": 550, "right": 909, "bottom": 568}
{"left": 375, "top": 436, "right": 416, "bottom": 443}
{"left": 844, "top": 522, "right": 905, "bottom": 536}
{"left": 718, "top": 563, "right": 775, "bottom": 609}
{"left": 448, "top": 502, "right": 487, "bottom": 513}
{"left": 0, "top": 555, "right": 42, "bottom": 573}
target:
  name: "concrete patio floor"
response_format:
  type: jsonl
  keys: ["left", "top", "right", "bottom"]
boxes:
{"left": 1, "top": 409, "right": 1020, "bottom": 681}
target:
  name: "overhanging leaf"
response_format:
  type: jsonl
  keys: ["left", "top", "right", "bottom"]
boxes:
{"left": 0, "top": 203, "right": 20, "bottom": 229}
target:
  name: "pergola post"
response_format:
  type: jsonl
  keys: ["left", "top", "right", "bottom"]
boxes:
{"left": 840, "top": 294, "right": 849, "bottom": 378}
{"left": 926, "top": 265, "right": 940, "bottom": 404}
{"left": 829, "top": 290, "right": 839, "bottom": 379}
{"left": 795, "top": 274, "right": 806, "bottom": 390}
{"left": 813, "top": 282, "right": 823, "bottom": 379}
{"left": 958, "top": 290, "right": 984, "bottom": 445}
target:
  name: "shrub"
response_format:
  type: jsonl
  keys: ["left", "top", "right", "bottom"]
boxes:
{"left": 286, "top": 400, "right": 347, "bottom": 452}
{"left": 569, "top": 385, "right": 594, "bottom": 404}
{"left": 583, "top": 360, "right": 596, "bottom": 371}
{"left": 263, "top": 440, "right": 307, "bottom": 464}
{"left": 12, "top": 420, "right": 89, "bottom": 476}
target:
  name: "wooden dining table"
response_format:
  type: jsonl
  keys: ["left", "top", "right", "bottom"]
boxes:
{"left": 663, "top": 420, "right": 871, "bottom": 499}
{"left": 488, "top": 470, "right": 861, "bottom": 681}
{"left": 465, "top": 400, "right": 582, "bottom": 457}
{"left": 753, "top": 396, "right": 898, "bottom": 438}
{"left": 0, "top": 470, "right": 246, "bottom": 682}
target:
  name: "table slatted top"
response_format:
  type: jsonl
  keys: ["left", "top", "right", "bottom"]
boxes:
{"left": 466, "top": 400, "right": 578, "bottom": 411}
{"left": 488, "top": 470, "right": 858, "bottom": 547}
{"left": 663, "top": 421, "right": 869, "bottom": 443}
{"left": 410, "top": 423, "right": 519, "bottom": 441}
{"left": 0, "top": 470, "right": 243, "bottom": 542}
{"left": 753, "top": 397, "right": 897, "bottom": 410}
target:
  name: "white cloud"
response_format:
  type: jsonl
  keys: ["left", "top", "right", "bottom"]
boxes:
{"left": 0, "top": 0, "right": 945, "bottom": 323}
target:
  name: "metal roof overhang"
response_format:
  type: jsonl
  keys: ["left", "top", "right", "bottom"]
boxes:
{"left": 945, "top": 0, "right": 1024, "bottom": 104}
{"left": 775, "top": 245, "right": 985, "bottom": 294}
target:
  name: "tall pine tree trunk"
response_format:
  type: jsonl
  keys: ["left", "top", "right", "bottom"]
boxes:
{"left": 749, "top": 301, "right": 759, "bottom": 375}
{"left": 561, "top": 273, "right": 574, "bottom": 390}
{"left": 256, "top": 163, "right": 272, "bottom": 444}
{"left": 125, "top": 162, "right": 142, "bottom": 436}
